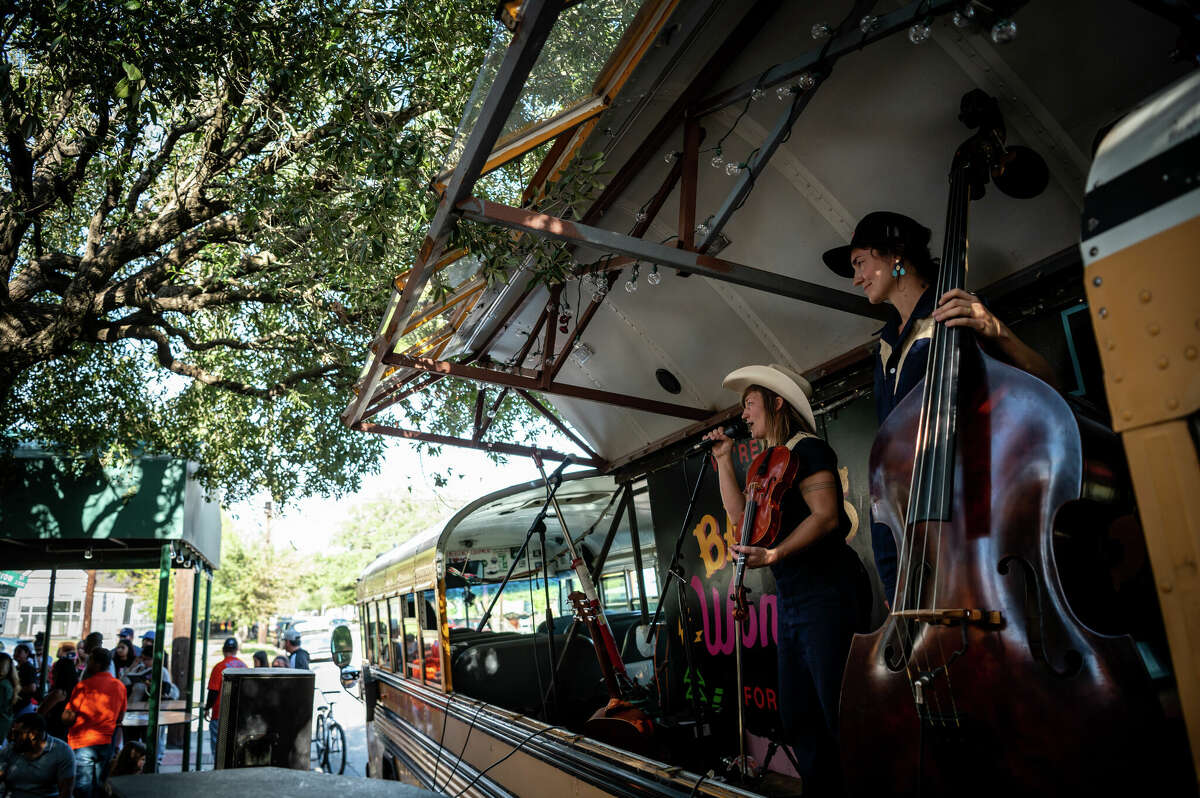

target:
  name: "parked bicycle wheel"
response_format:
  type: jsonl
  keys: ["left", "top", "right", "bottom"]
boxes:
{"left": 313, "top": 710, "right": 328, "bottom": 765}
{"left": 323, "top": 720, "right": 347, "bottom": 775}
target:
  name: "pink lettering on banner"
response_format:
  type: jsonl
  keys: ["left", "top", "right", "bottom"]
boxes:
{"left": 689, "top": 570, "right": 778, "bottom": 656}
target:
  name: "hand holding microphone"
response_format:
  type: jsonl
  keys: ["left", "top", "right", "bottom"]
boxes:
{"left": 694, "top": 419, "right": 749, "bottom": 458}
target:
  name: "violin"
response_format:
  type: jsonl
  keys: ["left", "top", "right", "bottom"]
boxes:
{"left": 838, "top": 91, "right": 1166, "bottom": 795}
{"left": 731, "top": 444, "right": 800, "bottom": 620}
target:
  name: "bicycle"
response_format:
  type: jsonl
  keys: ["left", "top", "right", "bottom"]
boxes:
{"left": 312, "top": 688, "right": 347, "bottom": 774}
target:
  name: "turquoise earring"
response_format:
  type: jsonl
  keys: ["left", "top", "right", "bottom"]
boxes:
{"left": 892, "top": 259, "right": 906, "bottom": 278}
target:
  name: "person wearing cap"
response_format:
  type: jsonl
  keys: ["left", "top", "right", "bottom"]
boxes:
{"left": 822, "top": 211, "right": 1056, "bottom": 603}
{"left": 705, "top": 364, "right": 870, "bottom": 796}
{"left": 203, "top": 638, "right": 246, "bottom": 757}
{"left": 118, "top": 628, "right": 141, "bottom": 659}
{"left": 281, "top": 629, "right": 310, "bottom": 671}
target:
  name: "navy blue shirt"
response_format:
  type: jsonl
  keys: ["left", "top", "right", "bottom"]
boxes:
{"left": 873, "top": 286, "right": 937, "bottom": 424}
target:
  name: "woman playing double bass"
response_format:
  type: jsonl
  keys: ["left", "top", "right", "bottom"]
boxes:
{"left": 705, "top": 364, "right": 870, "bottom": 796}
{"left": 821, "top": 211, "right": 1056, "bottom": 604}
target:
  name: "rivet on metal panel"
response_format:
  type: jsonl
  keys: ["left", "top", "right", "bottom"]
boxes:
{"left": 1147, "top": 323, "right": 1161, "bottom": 336}
{"left": 1121, "top": 410, "right": 1134, "bottom": 421}
{"left": 1092, "top": 276, "right": 1102, "bottom": 286}
{"left": 1139, "top": 290, "right": 1152, "bottom": 303}
{"left": 1106, "top": 339, "right": 1116, "bottom": 351}
{"left": 1113, "top": 374, "right": 1123, "bottom": 384}
{"left": 1089, "top": 246, "right": 1099, "bottom": 257}
{"left": 1098, "top": 307, "right": 1108, "bottom": 318}
{"left": 1160, "top": 582, "right": 1173, "bottom": 593}
{"left": 1157, "top": 357, "right": 1169, "bottom": 370}
{"left": 1185, "top": 346, "right": 1197, "bottom": 360}
{"left": 1167, "top": 397, "right": 1180, "bottom": 410}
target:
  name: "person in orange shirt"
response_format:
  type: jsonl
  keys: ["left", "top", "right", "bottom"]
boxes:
{"left": 203, "top": 638, "right": 246, "bottom": 758}
{"left": 61, "top": 648, "right": 125, "bottom": 798}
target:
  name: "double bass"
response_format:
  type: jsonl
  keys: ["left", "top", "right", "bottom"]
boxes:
{"left": 839, "top": 91, "right": 1166, "bottom": 795}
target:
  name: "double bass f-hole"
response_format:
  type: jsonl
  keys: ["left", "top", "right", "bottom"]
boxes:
{"left": 997, "top": 555, "right": 1084, "bottom": 679}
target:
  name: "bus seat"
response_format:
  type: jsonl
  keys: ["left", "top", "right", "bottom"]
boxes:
{"left": 451, "top": 633, "right": 608, "bottom": 724}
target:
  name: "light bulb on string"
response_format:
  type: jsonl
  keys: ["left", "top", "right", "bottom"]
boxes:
{"left": 908, "top": 21, "right": 932, "bottom": 44}
{"left": 797, "top": 72, "right": 817, "bottom": 91}
{"left": 663, "top": 151, "right": 678, "bottom": 164}
{"left": 859, "top": 14, "right": 879, "bottom": 34}
{"left": 776, "top": 85, "right": 795, "bottom": 101}
{"left": 710, "top": 151, "right": 725, "bottom": 169}
{"left": 990, "top": 19, "right": 1017, "bottom": 43}
{"left": 750, "top": 88, "right": 764, "bottom": 101}
{"left": 647, "top": 265, "right": 661, "bottom": 286}
{"left": 625, "top": 265, "right": 639, "bottom": 293}
{"left": 695, "top": 221, "right": 710, "bottom": 239}
{"left": 811, "top": 22, "right": 832, "bottom": 40}
{"left": 952, "top": 4, "right": 975, "bottom": 28}
{"left": 725, "top": 161, "right": 742, "bottom": 176}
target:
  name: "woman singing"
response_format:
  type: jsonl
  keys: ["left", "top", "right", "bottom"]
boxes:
{"left": 705, "top": 364, "right": 870, "bottom": 796}
{"left": 822, "top": 211, "right": 1056, "bottom": 604}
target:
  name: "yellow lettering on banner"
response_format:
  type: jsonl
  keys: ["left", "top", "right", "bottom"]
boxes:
{"left": 693, "top": 514, "right": 729, "bottom": 578}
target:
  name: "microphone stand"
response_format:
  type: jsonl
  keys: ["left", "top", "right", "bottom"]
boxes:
{"left": 644, "top": 448, "right": 714, "bottom": 726}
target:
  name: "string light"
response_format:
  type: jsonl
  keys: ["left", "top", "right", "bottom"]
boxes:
{"left": 695, "top": 219, "right": 711, "bottom": 239}
{"left": 952, "top": 4, "right": 975, "bottom": 28}
{"left": 710, "top": 150, "right": 725, "bottom": 169}
{"left": 908, "top": 20, "right": 932, "bottom": 44}
{"left": 647, "top": 265, "right": 661, "bottom": 286}
{"left": 750, "top": 88, "right": 764, "bottom": 101}
{"left": 776, "top": 84, "right": 796, "bottom": 101}
{"left": 625, "top": 264, "right": 639, "bottom": 293}
{"left": 797, "top": 72, "right": 817, "bottom": 91}
{"left": 635, "top": 210, "right": 648, "bottom": 223}
{"left": 990, "top": 19, "right": 1017, "bottom": 43}
{"left": 810, "top": 22, "right": 832, "bottom": 39}
{"left": 859, "top": 14, "right": 879, "bottom": 34}
{"left": 724, "top": 161, "right": 742, "bottom": 176}
{"left": 663, "top": 151, "right": 679, "bottom": 164}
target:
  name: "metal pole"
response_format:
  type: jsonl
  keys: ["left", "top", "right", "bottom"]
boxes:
{"left": 195, "top": 568, "right": 212, "bottom": 771}
{"left": 144, "top": 544, "right": 171, "bottom": 774}
{"left": 39, "top": 570, "right": 56, "bottom": 697}
{"left": 627, "top": 488, "right": 649, "bottom": 622}
{"left": 181, "top": 565, "right": 202, "bottom": 771}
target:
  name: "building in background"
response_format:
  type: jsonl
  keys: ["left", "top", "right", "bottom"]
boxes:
{"left": 0, "top": 570, "right": 157, "bottom": 643}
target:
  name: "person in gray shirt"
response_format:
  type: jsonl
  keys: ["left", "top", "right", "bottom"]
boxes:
{"left": 0, "top": 714, "right": 74, "bottom": 798}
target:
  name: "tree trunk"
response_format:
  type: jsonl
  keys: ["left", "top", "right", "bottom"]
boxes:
{"left": 81, "top": 570, "right": 97, "bottom": 637}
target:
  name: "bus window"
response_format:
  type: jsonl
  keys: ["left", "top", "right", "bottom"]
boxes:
{"left": 402, "top": 594, "right": 422, "bottom": 680}
{"left": 601, "top": 573, "right": 629, "bottom": 610}
{"left": 629, "top": 566, "right": 661, "bottom": 604}
{"left": 387, "top": 596, "right": 402, "bottom": 672}
{"left": 375, "top": 600, "right": 392, "bottom": 671}
{"left": 365, "top": 602, "right": 378, "bottom": 663}
{"left": 475, "top": 577, "right": 562, "bottom": 633}
{"left": 359, "top": 604, "right": 369, "bottom": 659}
{"left": 444, "top": 587, "right": 473, "bottom": 629}
{"left": 420, "top": 589, "right": 442, "bottom": 686}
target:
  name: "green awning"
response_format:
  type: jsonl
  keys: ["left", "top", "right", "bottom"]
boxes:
{"left": 0, "top": 450, "right": 221, "bottom": 570}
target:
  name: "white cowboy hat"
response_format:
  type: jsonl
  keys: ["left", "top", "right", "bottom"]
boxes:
{"left": 722, "top": 363, "right": 816, "bottom": 434}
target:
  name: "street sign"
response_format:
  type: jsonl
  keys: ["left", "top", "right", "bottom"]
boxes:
{"left": 0, "top": 571, "right": 28, "bottom": 589}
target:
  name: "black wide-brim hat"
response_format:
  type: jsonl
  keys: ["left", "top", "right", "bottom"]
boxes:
{"left": 821, "top": 211, "right": 931, "bottom": 278}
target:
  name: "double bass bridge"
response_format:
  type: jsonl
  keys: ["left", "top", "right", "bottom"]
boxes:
{"left": 892, "top": 608, "right": 1004, "bottom": 627}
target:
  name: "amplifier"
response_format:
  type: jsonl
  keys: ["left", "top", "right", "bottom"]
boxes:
{"left": 215, "top": 667, "right": 313, "bottom": 770}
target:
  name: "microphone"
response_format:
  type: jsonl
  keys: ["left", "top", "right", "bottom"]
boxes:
{"left": 690, "top": 419, "right": 750, "bottom": 452}
{"left": 547, "top": 454, "right": 574, "bottom": 486}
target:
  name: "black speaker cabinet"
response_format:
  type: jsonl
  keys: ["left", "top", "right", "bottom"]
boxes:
{"left": 215, "top": 667, "right": 313, "bottom": 770}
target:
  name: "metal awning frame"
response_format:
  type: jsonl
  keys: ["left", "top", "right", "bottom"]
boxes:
{"left": 344, "top": 0, "right": 1020, "bottom": 471}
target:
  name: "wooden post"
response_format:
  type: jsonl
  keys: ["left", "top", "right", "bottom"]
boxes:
{"left": 168, "top": 562, "right": 195, "bottom": 747}
{"left": 80, "top": 569, "right": 96, "bottom": 637}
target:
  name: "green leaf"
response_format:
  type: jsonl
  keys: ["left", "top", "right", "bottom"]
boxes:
{"left": 124, "top": 0, "right": 142, "bottom": 8}
{"left": 122, "top": 61, "right": 143, "bottom": 81}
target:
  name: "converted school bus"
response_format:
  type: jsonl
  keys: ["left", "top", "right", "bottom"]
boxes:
{"left": 342, "top": 0, "right": 1200, "bottom": 795}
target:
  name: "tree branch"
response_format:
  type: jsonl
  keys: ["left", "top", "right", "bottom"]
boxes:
{"left": 89, "top": 322, "right": 347, "bottom": 398}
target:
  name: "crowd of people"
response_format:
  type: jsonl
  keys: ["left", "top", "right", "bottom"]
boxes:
{"left": 0, "top": 626, "right": 311, "bottom": 797}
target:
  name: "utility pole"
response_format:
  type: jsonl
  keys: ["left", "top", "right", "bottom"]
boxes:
{"left": 80, "top": 570, "right": 97, "bottom": 637}
{"left": 258, "top": 498, "right": 272, "bottom": 645}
